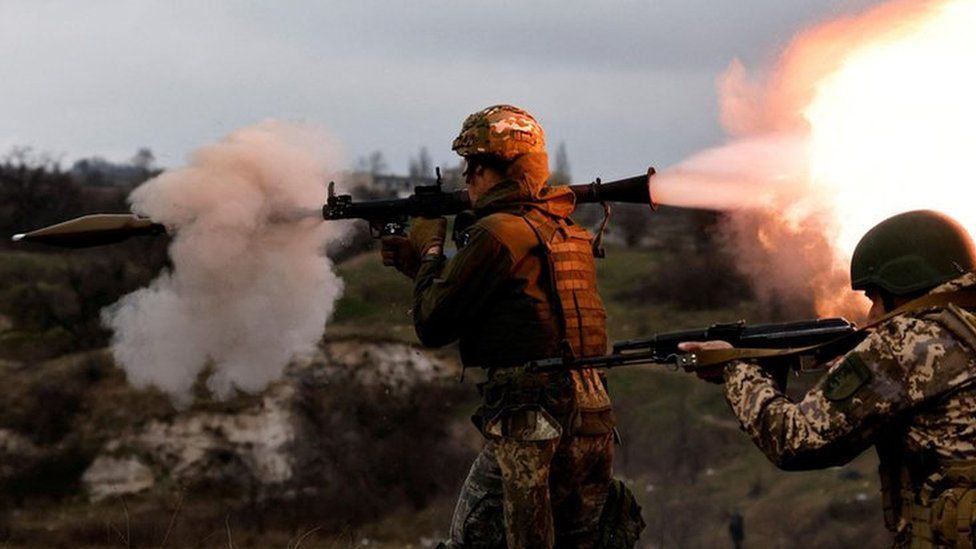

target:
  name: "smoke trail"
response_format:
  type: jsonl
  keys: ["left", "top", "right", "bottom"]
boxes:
{"left": 653, "top": 133, "right": 857, "bottom": 317}
{"left": 652, "top": 133, "right": 810, "bottom": 212}
{"left": 648, "top": 0, "right": 946, "bottom": 319}
{"left": 102, "top": 121, "right": 347, "bottom": 404}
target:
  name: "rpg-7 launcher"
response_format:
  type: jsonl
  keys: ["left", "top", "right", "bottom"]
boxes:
{"left": 12, "top": 167, "right": 656, "bottom": 248}
{"left": 325, "top": 167, "right": 655, "bottom": 237}
{"left": 526, "top": 317, "right": 859, "bottom": 375}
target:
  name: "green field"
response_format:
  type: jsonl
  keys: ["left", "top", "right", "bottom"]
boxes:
{"left": 330, "top": 244, "right": 765, "bottom": 342}
{"left": 0, "top": 245, "right": 890, "bottom": 547}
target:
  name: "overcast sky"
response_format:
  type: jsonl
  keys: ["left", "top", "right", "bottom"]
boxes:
{"left": 1, "top": 0, "right": 883, "bottom": 181}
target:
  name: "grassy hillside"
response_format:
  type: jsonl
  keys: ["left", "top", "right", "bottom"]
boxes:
{"left": 329, "top": 251, "right": 416, "bottom": 340}
{"left": 0, "top": 244, "right": 889, "bottom": 547}
{"left": 330, "top": 244, "right": 765, "bottom": 341}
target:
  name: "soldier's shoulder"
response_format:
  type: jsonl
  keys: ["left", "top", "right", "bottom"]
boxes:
{"left": 471, "top": 212, "right": 535, "bottom": 242}
{"left": 865, "top": 309, "right": 976, "bottom": 380}
{"left": 838, "top": 315, "right": 948, "bottom": 374}
{"left": 872, "top": 311, "right": 949, "bottom": 344}
{"left": 860, "top": 314, "right": 948, "bottom": 364}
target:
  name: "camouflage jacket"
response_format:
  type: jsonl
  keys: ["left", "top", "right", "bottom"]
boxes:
{"left": 412, "top": 170, "right": 591, "bottom": 367}
{"left": 724, "top": 272, "right": 976, "bottom": 471}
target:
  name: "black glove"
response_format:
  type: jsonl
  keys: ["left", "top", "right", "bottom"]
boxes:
{"left": 380, "top": 235, "right": 420, "bottom": 278}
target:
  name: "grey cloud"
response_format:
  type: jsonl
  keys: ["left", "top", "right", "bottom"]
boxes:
{"left": 0, "top": 0, "right": 885, "bottom": 179}
{"left": 224, "top": 0, "right": 884, "bottom": 71}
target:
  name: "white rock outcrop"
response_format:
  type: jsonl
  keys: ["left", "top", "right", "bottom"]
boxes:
{"left": 81, "top": 455, "right": 155, "bottom": 501}
{"left": 81, "top": 338, "right": 457, "bottom": 501}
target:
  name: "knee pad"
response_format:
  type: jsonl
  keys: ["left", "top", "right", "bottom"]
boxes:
{"left": 483, "top": 406, "right": 562, "bottom": 442}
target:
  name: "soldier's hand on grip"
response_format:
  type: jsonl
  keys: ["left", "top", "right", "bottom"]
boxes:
{"left": 678, "top": 341, "right": 734, "bottom": 384}
{"left": 381, "top": 236, "right": 420, "bottom": 278}
{"left": 409, "top": 217, "right": 447, "bottom": 257}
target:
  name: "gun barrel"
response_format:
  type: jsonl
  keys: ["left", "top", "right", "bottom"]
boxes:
{"left": 737, "top": 318, "right": 856, "bottom": 345}
{"left": 612, "top": 317, "right": 855, "bottom": 355}
{"left": 322, "top": 190, "right": 472, "bottom": 222}
{"left": 531, "top": 317, "right": 858, "bottom": 374}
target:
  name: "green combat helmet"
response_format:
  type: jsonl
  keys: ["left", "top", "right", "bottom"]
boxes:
{"left": 851, "top": 210, "right": 976, "bottom": 295}
{"left": 452, "top": 104, "right": 546, "bottom": 160}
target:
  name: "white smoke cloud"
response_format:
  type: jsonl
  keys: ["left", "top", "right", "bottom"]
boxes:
{"left": 102, "top": 121, "right": 347, "bottom": 404}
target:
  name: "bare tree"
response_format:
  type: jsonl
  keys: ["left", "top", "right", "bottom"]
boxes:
{"left": 408, "top": 147, "right": 433, "bottom": 178}
{"left": 551, "top": 141, "right": 571, "bottom": 186}
{"left": 614, "top": 204, "right": 652, "bottom": 247}
{"left": 355, "top": 150, "right": 388, "bottom": 175}
{"left": 130, "top": 147, "right": 155, "bottom": 171}
{"left": 0, "top": 150, "right": 80, "bottom": 239}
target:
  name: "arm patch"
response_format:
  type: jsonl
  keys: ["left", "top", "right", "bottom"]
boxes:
{"left": 823, "top": 354, "right": 872, "bottom": 401}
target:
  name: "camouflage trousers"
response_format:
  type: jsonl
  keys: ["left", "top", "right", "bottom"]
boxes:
{"left": 445, "top": 433, "right": 614, "bottom": 548}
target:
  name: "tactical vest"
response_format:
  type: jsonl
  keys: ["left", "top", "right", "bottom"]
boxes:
{"left": 468, "top": 207, "right": 614, "bottom": 439}
{"left": 878, "top": 303, "right": 976, "bottom": 548}
{"left": 520, "top": 209, "right": 608, "bottom": 359}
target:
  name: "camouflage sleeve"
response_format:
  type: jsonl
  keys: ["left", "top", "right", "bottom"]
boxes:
{"left": 723, "top": 315, "right": 968, "bottom": 470}
{"left": 412, "top": 224, "right": 513, "bottom": 347}
{"left": 722, "top": 359, "right": 874, "bottom": 470}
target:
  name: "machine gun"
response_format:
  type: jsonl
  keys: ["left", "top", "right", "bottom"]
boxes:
{"left": 525, "top": 317, "right": 859, "bottom": 375}
{"left": 12, "top": 168, "right": 656, "bottom": 248}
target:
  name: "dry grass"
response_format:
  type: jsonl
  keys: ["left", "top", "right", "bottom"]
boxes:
{"left": 0, "top": 244, "right": 893, "bottom": 548}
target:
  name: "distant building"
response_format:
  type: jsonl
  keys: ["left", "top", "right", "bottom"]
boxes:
{"left": 373, "top": 174, "right": 438, "bottom": 197}
{"left": 70, "top": 157, "right": 155, "bottom": 187}
{"left": 343, "top": 172, "right": 445, "bottom": 198}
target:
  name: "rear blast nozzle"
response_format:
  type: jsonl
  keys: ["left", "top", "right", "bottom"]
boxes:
{"left": 570, "top": 167, "right": 656, "bottom": 209}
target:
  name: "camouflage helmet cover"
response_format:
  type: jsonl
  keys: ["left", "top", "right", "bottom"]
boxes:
{"left": 850, "top": 210, "right": 976, "bottom": 295}
{"left": 452, "top": 104, "right": 546, "bottom": 161}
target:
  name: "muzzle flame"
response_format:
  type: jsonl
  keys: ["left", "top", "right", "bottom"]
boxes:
{"left": 653, "top": 0, "right": 976, "bottom": 318}
{"left": 805, "top": 0, "right": 976, "bottom": 257}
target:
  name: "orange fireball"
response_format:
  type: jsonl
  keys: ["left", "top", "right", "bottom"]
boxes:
{"left": 654, "top": 0, "right": 975, "bottom": 318}
{"left": 806, "top": 0, "right": 976, "bottom": 257}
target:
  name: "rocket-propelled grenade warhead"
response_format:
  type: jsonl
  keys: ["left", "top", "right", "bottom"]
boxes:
{"left": 11, "top": 214, "right": 166, "bottom": 248}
